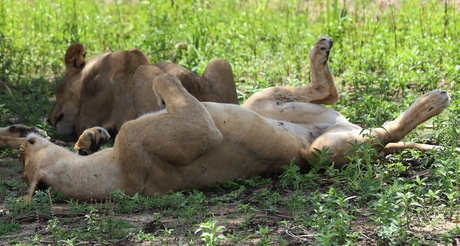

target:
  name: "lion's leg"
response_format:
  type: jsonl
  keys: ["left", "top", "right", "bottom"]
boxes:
{"left": 73, "top": 127, "right": 110, "bottom": 155}
{"left": 24, "top": 179, "right": 38, "bottom": 201}
{"left": 131, "top": 65, "right": 166, "bottom": 116}
{"left": 23, "top": 171, "right": 47, "bottom": 201}
{"left": 306, "top": 90, "right": 450, "bottom": 167}
{"left": 243, "top": 36, "right": 338, "bottom": 117}
{"left": 0, "top": 124, "right": 37, "bottom": 138}
{"left": 0, "top": 136, "right": 27, "bottom": 149}
{"left": 0, "top": 125, "right": 38, "bottom": 149}
{"left": 381, "top": 142, "right": 442, "bottom": 154}
{"left": 372, "top": 90, "right": 450, "bottom": 144}
{"left": 117, "top": 73, "right": 223, "bottom": 166}
{"left": 300, "top": 36, "right": 338, "bottom": 105}
{"left": 201, "top": 58, "right": 239, "bottom": 104}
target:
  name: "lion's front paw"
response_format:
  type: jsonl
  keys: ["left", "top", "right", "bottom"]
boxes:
{"left": 74, "top": 127, "right": 110, "bottom": 155}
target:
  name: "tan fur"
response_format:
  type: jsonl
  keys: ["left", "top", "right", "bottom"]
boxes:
{"left": 0, "top": 125, "right": 37, "bottom": 149}
{"left": 154, "top": 59, "right": 238, "bottom": 104}
{"left": 73, "top": 127, "right": 110, "bottom": 155}
{"left": 64, "top": 43, "right": 86, "bottom": 72}
{"left": 21, "top": 37, "right": 450, "bottom": 201}
{"left": 49, "top": 43, "right": 238, "bottom": 136}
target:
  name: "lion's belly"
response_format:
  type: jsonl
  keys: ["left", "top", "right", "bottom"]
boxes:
{"left": 174, "top": 104, "right": 306, "bottom": 188}
{"left": 116, "top": 103, "right": 333, "bottom": 195}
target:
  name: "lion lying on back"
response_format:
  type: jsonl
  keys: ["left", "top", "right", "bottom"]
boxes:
{"left": 20, "top": 37, "right": 450, "bottom": 201}
{"left": 49, "top": 43, "right": 238, "bottom": 136}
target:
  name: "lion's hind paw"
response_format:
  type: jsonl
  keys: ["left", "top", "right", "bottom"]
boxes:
{"left": 415, "top": 90, "right": 450, "bottom": 117}
{"left": 428, "top": 90, "right": 450, "bottom": 112}
{"left": 74, "top": 127, "right": 110, "bottom": 155}
{"left": 315, "top": 36, "right": 333, "bottom": 49}
{"left": 390, "top": 90, "right": 450, "bottom": 133}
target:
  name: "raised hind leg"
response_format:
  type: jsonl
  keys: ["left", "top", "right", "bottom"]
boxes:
{"left": 243, "top": 36, "right": 338, "bottom": 119}
{"left": 306, "top": 90, "right": 450, "bottom": 167}
{"left": 119, "top": 72, "right": 224, "bottom": 166}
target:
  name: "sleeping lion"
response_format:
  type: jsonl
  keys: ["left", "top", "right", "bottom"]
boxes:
{"left": 20, "top": 37, "right": 450, "bottom": 201}
{"left": 49, "top": 42, "right": 238, "bottom": 136}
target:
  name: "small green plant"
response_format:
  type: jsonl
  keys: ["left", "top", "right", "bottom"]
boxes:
{"left": 237, "top": 203, "right": 254, "bottom": 229}
{"left": 195, "top": 220, "right": 227, "bottom": 246}
{"left": 253, "top": 189, "right": 280, "bottom": 213}
{"left": 27, "top": 233, "right": 43, "bottom": 245}
{"left": 110, "top": 188, "right": 141, "bottom": 213}
{"left": 370, "top": 179, "right": 408, "bottom": 244}
{"left": 396, "top": 187, "right": 420, "bottom": 227}
{"left": 158, "top": 228, "right": 174, "bottom": 246}
{"left": 255, "top": 225, "right": 272, "bottom": 245}
{"left": 3, "top": 188, "right": 57, "bottom": 218}
{"left": 0, "top": 220, "right": 20, "bottom": 236}
{"left": 279, "top": 158, "right": 303, "bottom": 191}
{"left": 67, "top": 198, "right": 90, "bottom": 215}
{"left": 47, "top": 218, "right": 69, "bottom": 245}
{"left": 309, "top": 188, "right": 359, "bottom": 244}
{"left": 84, "top": 205, "right": 103, "bottom": 239}
{"left": 425, "top": 188, "right": 441, "bottom": 214}
{"left": 137, "top": 230, "right": 157, "bottom": 243}
{"left": 444, "top": 191, "right": 458, "bottom": 219}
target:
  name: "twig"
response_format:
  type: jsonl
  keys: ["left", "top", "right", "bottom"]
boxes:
{"left": 284, "top": 225, "right": 315, "bottom": 242}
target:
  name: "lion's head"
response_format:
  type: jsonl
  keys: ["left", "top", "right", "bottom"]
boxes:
{"left": 49, "top": 43, "right": 86, "bottom": 135}
{"left": 49, "top": 43, "right": 150, "bottom": 135}
{"left": 49, "top": 43, "right": 238, "bottom": 136}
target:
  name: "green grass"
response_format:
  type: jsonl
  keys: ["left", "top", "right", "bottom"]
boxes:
{"left": 0, "top": 0, "right": 460, "bottom": 244}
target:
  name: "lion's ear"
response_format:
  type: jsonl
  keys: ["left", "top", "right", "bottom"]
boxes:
{"left": 64, "top": 42, "right": 86, "bottom": 72}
